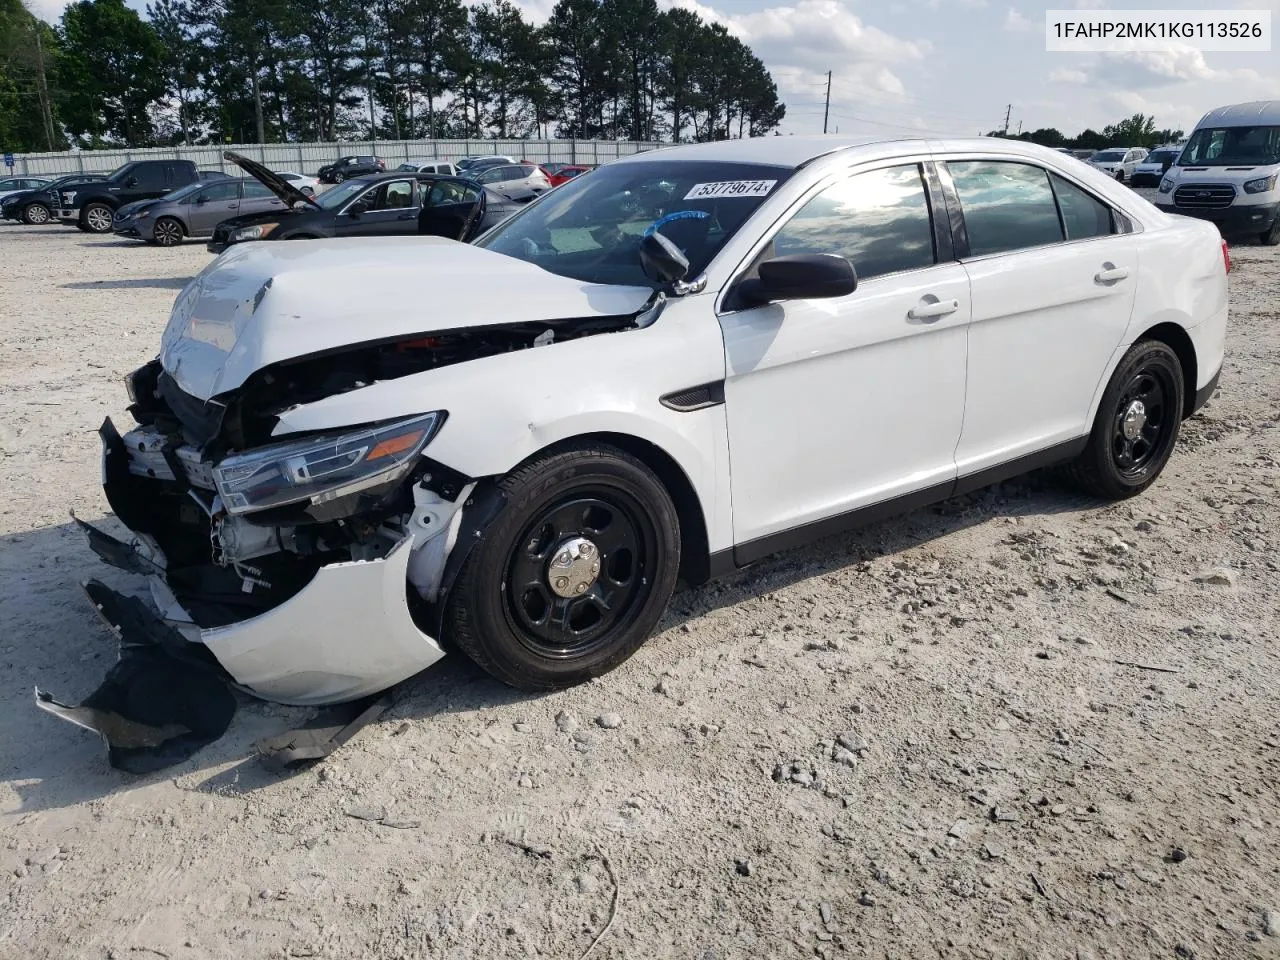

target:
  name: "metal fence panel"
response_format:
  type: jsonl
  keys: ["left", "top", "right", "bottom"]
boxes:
{"left": 9, "top": 138, "right": 667, "bottom": 176}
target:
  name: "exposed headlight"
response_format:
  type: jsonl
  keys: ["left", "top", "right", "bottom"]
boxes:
{"left": 62, "top": 191, "right": 75, "bottom": 204}
{"left": 136, "top": 208, "right": 152, "bottom": 219}
{"left": 1243, "top": 174, "right": 1278, "bottom": 194}
{"left": 228, "top": 222, "right": 280, "bottom": 243}
{"left": 1158, "top": 177, "right": 1175, "bottom": 194}
{"left": 212, "top": 413, "right": 445, "bottom": 515}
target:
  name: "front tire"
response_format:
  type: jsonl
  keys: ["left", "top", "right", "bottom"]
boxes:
{"left": 1069, "top": 340, "right": 1184, "bottom": 500}
{"left": 82, "top": 202, "right": 113, "bottom": 233}
{"left": 333, "top": 172, "right": 345, "bottom": 183}
{"left": 1115, "top": 170, "right": 1126, "bottom": 183}
{"left": 445, "top": 443, "right": 681, "bottom": 691}
{"left": 23, "top": 203, "right": 51, "bottom": 225}
{"left": 1261, "top": 218, "right": 1280, "bottom": 246}
{"left": 153, "top": 216, "right": 185, "bottom": 247}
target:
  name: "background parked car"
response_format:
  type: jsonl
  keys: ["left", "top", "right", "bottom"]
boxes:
{"left": 1, "top": 174, "right": 105, "bottom": 224}
{"left": 1130, "top": 147, "right": 1181, "bottom": 186}
{"left": 1087, "top": 146, "right": 1148, "bottom": 182}
{"left": 198, "top": 170, "right": 233, "bottom": 182}
{"left": 56, "top": 159, "right": 202, "bottom": 232}
{"left": 112, "top": 177, "right": 289, "bottom": 246}
{"left": 317, "top": 156, "right": 385, "bottom": 183}
{"left": 547, "top": 164, "right": 590, "bottom": 186}
{"left": 398, "top": 159, "right": 459, "bottom": 175}
{"left": 209, "top": 152, "right": 520, "bottom": 251}
{"left": 456, "top": 155, "right": 514, "bottom": 173}
{"left": 471, "top": 161, "right": 552, "bottom": 201}
{"left": 273, "top": 170, "right": 321, "bottom": 195}
{"left": 0, "top": 175, "right": 52, "bottom": 203}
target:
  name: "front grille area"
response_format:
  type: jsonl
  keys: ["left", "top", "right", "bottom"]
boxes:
{"left": 1174, "top": 184, "right": 1235, "bottom": 209}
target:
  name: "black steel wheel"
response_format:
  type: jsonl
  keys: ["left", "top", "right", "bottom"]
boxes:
{"left": 23, "top": 203, "right": 50, "bottom": 225}
{"left": 83, "top": 203, "right": 113, "bottom": 233}
{"left": 1069, "top": 339, "right": 1184, "bottom": 499}
{"left": 153, "top": 217, "right": 184, "bottom": 247}
{"left": 445, "top": 443, "right": 681, "bottom": 691}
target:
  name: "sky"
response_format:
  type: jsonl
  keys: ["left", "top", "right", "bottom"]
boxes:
{"left": 28, "top": 0, "right": 1280, "bottom": 139}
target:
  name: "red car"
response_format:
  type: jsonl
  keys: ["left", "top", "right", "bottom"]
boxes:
{"left": 546, "top": 165, "right": 590, "bottom": 187}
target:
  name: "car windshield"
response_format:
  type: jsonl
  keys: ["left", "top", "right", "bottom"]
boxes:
{"left": 1092, "top": 151, "right": 1125, "bottom": 162}
{"left": 477, "top": 160, "right": 793, "bottom": 288}
{"left": 316, "top": 179, "right": 370, "bottom": 209}
{"left": 1180, "top": 125, "right": 1280, "bottom": 166}
{"left": 1147, "top": 151, "right": 1178, "bottom": 164}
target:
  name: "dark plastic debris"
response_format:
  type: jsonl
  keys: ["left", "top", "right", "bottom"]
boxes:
{"left": 255, "top": 693, "right": 393, "bottom": 772}
{"left": 35, "top": 580, "right": 236, "bottom": 774}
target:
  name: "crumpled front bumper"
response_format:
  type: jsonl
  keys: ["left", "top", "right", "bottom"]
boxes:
{"left": 190, "top": 535, "right": 445, "bottom": 705}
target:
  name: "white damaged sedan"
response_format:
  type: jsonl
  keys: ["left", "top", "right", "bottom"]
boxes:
{"left": 44, "top": 135, "right": 1229, "bottom": 766}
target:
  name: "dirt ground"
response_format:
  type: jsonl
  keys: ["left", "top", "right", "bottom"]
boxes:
{"left": 1, "top": 204, "right": 1278, "bottom": 960}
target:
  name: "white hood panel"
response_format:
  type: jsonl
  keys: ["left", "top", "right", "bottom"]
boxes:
{"left": 160, "top": 237, "right": 653, "bottom": 400}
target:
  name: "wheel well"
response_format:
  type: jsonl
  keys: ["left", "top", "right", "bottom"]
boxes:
{"left": 539, "top": 432, "right": 712, "bottom": 586}
{"left": 1137, "top": 323, "right": 1197, "bottom": 417}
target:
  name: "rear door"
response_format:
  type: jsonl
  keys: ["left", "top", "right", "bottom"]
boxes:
{"left": 187, "top": 179, "right": 241, "bottom": 234}
{"left": 943, "top": 157, "right": 1140, "bottom": 473}
{"left": 239, "top": 179, "right": 288, "bottom": 217}
{"left": 421, "top": 180, "right": 485, "bottom": 239}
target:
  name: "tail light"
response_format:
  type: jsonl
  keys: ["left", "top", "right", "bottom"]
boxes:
{"left": 377, "top": 159, "right": 385, "bottom": 170}
{"left": 1221, "top": 239, "right": 1231, "bottom": 274}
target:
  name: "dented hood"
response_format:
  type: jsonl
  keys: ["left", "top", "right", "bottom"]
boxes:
{"left": 160, "top": 237, "right": 655, "bottom": 400}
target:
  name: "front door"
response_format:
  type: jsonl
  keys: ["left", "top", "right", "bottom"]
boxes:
{"left": 719, "top": 160, "right": 970, "bottom": 554}
{"left": 238, "top": 179, "right": 288, "bottom": 220}
{"left": 187, "top": 180, "right": 241, "bottom": 235}
{"left": 942, "top": 159, "right": 1140, "bottom": 473}
{"left": 335, "top": 179, "right": 419, "bottom": 236}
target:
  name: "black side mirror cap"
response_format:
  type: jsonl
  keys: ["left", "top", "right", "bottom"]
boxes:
{"left": 639, "top": 232, "right": 690, "bottom": 284}
{"left": 733, "top": 253, "right": 857, "bottom": 308}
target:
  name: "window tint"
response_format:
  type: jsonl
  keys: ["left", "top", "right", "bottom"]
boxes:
{"left": 948, "top": 161, "right": 1063, "bottom": 257}
{"left": 427, "top": 181, "right": 480, "bottom": 206}
{"left": 196, "top": 181, "right": 240, "bottom": 203}
{"left": 241, "top": 181, "right": 275, "bottom": 199}
{"left": 374, "top": 180, "right": 415, "bottom": 209}
{"left": 1049, "top": 174, "right": 1114, "bottom": 241}
{"left": 476, "top": 168, "right": 503, "bottom": 184}
{"left": 769, "top": 164, "right": 936, "bottom": 282}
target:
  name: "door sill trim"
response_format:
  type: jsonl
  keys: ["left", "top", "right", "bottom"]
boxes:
{"left": 710, "top": 437, "right": 1087, "bottom": 574}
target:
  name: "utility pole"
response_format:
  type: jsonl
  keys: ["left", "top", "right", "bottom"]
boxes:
{"left": 33, "top": 26, "right": 56, "bottom": 151}
{"left": 823, "top": 71, "right": 832, "bottom": 134}
{"left": 1016, "top": 120, "right": 1022, "bottom": 135}
{"left": 1002, "top": 103, "right": 1011, "bottom": 136}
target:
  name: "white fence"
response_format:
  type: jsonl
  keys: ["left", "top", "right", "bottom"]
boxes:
{"left": 8, "top": 138, "right": 666, "bottom": 176}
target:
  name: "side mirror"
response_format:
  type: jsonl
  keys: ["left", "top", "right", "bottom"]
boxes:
{"left": 195, "top": 194, "right": 208, "bottom": 204}
{"left": 349, "top": 200, "right": 369, "bottom": 217}
{"left": 733, "top": 254, "right": 857, "bottom": 307}
{"left": 125, "top": 176, "right": 138, "bottom": 187}
{"left": 639, "top": 232, "right": 689, "bottom": 284}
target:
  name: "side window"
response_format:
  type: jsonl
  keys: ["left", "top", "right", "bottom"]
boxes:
{"left": 476, "top": 168, "right": 501, "bottom": 184}
{"left": 241, "top": 181, "right": 274, "bottom": 199}
{"left": 769, "top": 163, "right": 937, "bottom": 282}
{"left": 947, "top": 161, "right": 1064, "bottom": 257}
{"left": 1050, "top": 174, "right": 1115, "bottom": 241}
{"left": 372, "top": 180, "right": 415, "bottom": 210}
{"left": 196, "top": 181, "right": 240, "bottom": 203}
{"left": 427, "top": 181, "right": 479, "bottom": 206}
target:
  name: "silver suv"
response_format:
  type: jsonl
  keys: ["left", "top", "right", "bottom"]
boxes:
{"left": 471, "top": 162, "right": 552, "bottom": 202}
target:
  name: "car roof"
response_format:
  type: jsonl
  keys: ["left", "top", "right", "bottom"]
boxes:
{"left": 618, "top": 134, "right": 912, "bottom": 168}
{"left": 1195, "top": 100, "right": 1280, "bottom": 128}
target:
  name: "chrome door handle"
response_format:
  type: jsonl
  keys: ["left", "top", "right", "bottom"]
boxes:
{"left": 1095, "top": 265, "right": 1131, "bottom": 283}
{"left": 908, "top": 298, "right": 960, "bottom": 322}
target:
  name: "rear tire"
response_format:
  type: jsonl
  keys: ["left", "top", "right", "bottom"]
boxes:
{"left": 1068, "top": 340, "right": 1184, "bottom": 500}
{"left": 153, "top": 216, "right": 185, "bottom": 247}
{"left": 444, "top": 443, "right": 681, "bottom": 691}
{"left": 22, "top": 203, "right": 51, "bottom": 225}
{"left": 82, "top": 202, "right": 113, "bottom": 233}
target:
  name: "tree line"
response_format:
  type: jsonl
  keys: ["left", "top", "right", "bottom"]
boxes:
{"left": 0, "top": 0, "right": 785, "bottom": 152}
{"left": 987, "top": 113, "right": 1186, "bottom": 152}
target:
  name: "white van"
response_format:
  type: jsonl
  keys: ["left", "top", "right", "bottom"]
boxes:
{"left": 1155, "top": 100, "right": 1280, "bottom": 245}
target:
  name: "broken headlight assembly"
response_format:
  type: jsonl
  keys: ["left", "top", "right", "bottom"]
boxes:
{"left": 227, "top": 222, "right": 280, "bottom": 243}
{"left": 212, "top": 412, "right": 445, "bottom": 515}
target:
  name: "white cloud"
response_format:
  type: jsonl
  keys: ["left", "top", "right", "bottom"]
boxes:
{"left": 1049, "top": 68, "right": 1088, "bottom": 84}
{"left": 23, "top": 0, "right": 70, "bottom": 22}
{"left": 1003, "top": 7, "right": 1031, "bottom": 32}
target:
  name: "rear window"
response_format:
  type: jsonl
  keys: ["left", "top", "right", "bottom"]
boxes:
{"left": 1092, "top": 150, "right": 1125, "bottom": 162}
{"left": 948, "top": 160, "right": 1064, "bottom": 257}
